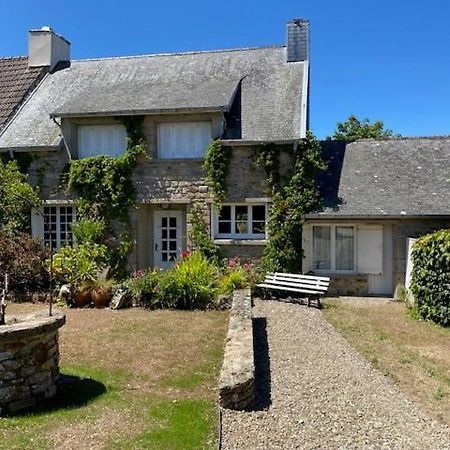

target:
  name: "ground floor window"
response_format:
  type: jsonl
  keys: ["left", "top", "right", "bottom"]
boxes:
{"left": 312, "top": 225, "right": 355, "bottom": 271}
{"left": 43, "top": 205, "right": 76, "bottom": 249}
{"left": 214, "top": 204, "right": 267, "bottom": 239}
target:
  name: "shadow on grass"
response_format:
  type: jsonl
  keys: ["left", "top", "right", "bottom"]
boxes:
{"left": 8, "top": 374, "right": 106, "bottom": 417}
{"left": 252, "top": 317, "right": 271, "bottom": 410}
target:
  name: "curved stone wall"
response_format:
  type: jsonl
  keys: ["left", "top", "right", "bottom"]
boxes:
{"left": 0, "top": 310, "right": 65, "bottom": 414}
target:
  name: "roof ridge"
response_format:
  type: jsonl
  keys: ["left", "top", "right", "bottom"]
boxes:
{"left": 0, "top": 55, "right": 27, "bottom": 61}
{"left": 350, "top": 135, "right": 450, "bottom": 143}
{"left": 72, "top": 44, "right": 285, "bottom": 63}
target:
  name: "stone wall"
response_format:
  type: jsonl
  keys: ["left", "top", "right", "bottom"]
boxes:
{"left": 0, "top": 310, "right": 65, "bottom": 414}
{"left": 328, "top": 275, "right": 368, "bottom": 296}
{"left": 218, "top": 288, "right": 254, "bottom": 410}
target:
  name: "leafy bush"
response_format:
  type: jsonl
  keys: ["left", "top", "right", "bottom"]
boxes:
{"left": 161, "top": 252, "right": 219, "bottom": 309}
{"left": 123, "top": 269, "right": 162, "bottom": 307}
{"left": 410, "top": 229, "right": 450, "bottom": 326}
{"left": 0, "top": 231, "right": 49, "bottom": 292}
{"left": 52, "top": 242, "right": 108, "bottom": 286}
{"left": 0, "top": 159, "right": 39, "bottom": 233}
{"left": 72, "top": 219, "right": 106, "bottom": 244}
{"left": 219, "top": 266, "right": 247, "bottom": 294}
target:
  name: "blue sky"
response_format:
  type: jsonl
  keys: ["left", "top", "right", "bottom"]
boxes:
{"left": 2, "top": 0, "right": 449, "bottom": 138}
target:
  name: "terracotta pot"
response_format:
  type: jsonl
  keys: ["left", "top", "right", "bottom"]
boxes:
{"left": 91, "top": 288, "right": 112, "bottom": 308}
{"left": 73, "top": 289, "right": 92, "bottom": 308}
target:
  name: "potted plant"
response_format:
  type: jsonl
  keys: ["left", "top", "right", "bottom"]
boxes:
{"left": 90, "top": 277, "right": 115, "bottom": 308}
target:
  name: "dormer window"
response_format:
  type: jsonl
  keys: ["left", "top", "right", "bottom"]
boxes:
{"left": 78, "top": 124, "right": 127, "bottom": 158}
{"left": 157, "top": 122, "right": 212, "bottom": 159}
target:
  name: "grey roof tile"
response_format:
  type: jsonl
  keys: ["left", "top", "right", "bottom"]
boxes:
{"left": 311, "top": 137, "right": 450, "bottom": 218}
{"left": 0, "top": 46, "right": 306, "bottom": 150}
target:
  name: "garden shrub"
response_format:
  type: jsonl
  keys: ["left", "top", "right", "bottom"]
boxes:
{"left": 52, "top": 242, "right": 109, "bottom": 286}
{"left": 410, "top": 229, "right": 450, "bottom": 326}
{"left": 123, "top": 269, "right": 162, "bottom": 307}
{"left": 162, "top": 252, "right": 219, "bottom": 309}
{"left": 0, "top": 231, "right": 50, "bottom": 292}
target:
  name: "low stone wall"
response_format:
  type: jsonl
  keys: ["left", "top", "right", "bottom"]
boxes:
{"left": 328, "top": 275, "right": 368, "bottom": 296}
{"left": 218, "top": 288, "right": 254, "bottom": 410}
{"left": 0, "top": 310, "right": 65, "bottom": 414}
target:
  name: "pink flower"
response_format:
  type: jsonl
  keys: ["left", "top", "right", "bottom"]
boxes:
{"left": 181, "top": 250, "right": 190, "bottom": 258}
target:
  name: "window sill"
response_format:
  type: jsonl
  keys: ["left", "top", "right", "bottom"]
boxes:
{"left": 214, "top": 239, "right": 267, "bottom": 246}
{"left": 309, "top": 271, "right": 366, "bottom": 278}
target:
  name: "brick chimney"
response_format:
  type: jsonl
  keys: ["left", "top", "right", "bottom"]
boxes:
{"left": 286, "top": 19, "right": 309, "bottom": 62}
{"left": 28, "top": 26, "right": 70, "bottom": 72}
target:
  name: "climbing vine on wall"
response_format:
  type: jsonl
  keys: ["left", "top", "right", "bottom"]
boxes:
{"left": 66, "top": 116, "right": 146, "bottom": 276}
{"left": 203, "top": 139, "right": 232, "bottom": 208}
{"left": 253, "top": 143, "right": 283, "bottom": 194}
{"left": 187, "top": 203, "right": 220, "bottom": 262}
{"left": 258, "top": 132, "right": 326, "bottom": 273}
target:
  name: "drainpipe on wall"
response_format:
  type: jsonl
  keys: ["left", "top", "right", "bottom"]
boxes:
{"left": 52, "top": 116, "right": 72, "bottom": 161}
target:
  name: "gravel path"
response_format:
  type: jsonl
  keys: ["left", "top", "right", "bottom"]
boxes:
{"left": 221, "top": 299, "right": 450, "bottom": 450}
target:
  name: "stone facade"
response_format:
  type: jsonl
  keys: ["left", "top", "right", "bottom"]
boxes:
{"left": 0, "top": 310, "right": 65, "bottom": 414}
{"left": 28, "top": 113, "right": 280, "bottom": 269}
{"left": 218, "top": 288, "right": 254, "bottom": 410}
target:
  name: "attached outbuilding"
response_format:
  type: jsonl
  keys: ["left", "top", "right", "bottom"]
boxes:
{"left": 303, "top": 137, "right": 450, "bottom": 296}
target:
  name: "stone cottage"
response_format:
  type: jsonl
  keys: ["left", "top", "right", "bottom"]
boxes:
{"left": 0, "top": 20, "right": 309, "bottom": 270}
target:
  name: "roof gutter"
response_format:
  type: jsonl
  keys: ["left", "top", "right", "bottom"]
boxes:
{"left": 50, "top": 106, "right": 228, "bottom": 119}
{"left": 304, "top": 214, "right": 450, "bottom": 220}
{"left": 221, "top": 138, "right": 298, "bottom": 146}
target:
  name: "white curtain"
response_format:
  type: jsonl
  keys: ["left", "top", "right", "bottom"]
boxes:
{"left": 313, "top": 226, "right": 331, "bottom": 270}
{"left": 335, "top": 226, "right": 354, "bottom": 270}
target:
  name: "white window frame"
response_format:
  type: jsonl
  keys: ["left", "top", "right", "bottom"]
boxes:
{"left": 157, "top": 121, "right": 212, "bottom": 159}
{"left": 78, "top": 124, "right": 128, "bottom": 158}
{"left": 38, "top": 204, "right": 76, "bottom": 250}
{"left": 213, "top": 204, "right": 268, "bottom": 240}
{"left": 312, "top": 224, "right": 356, "bottom": 273}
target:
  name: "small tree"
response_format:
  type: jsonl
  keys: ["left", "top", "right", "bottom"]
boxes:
{"left": 0, "top": 159, "right": 40, "bottom": 233}
{"left": 329, "top": 114, "right": 397, "bottom": 142}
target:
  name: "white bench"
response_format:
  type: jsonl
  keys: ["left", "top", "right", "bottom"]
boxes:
{"left": 257, "top": 272, "right": 330, "bottom": 308}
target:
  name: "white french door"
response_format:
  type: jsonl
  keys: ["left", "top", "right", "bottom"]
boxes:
{"left": 153, "top": 210, "right": 183, "bottom": 269}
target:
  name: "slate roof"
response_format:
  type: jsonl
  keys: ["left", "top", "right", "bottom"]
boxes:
{"left": 0, "top": 57, "right": 46, "bottom": 129}
{"left": 308, "top": 137, "right": 450, "bottom": 218}
{"left": 0, "top": 46, "right": 306, "bottom": 150}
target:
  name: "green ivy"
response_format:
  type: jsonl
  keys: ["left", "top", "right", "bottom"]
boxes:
{"left": 203, "top": 140, "right": 232, "bottom": 208}
{"left": 253, "top": 143, "right": 283, "bottom": 194}
{"left": 187, "top": 203, "right": 219, "bottom": 262}
{"left": 66, "top": 116, "right": 146, "bottom": 276}
{"left": 260, "top": 132, "right": 326, "bottom": 273}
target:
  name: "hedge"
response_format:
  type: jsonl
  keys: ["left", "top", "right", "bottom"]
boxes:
{"left": 410, "top": 229, "right": 450, "bottom": 326}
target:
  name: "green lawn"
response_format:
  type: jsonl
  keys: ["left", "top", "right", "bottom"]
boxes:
{"left": 0, "top": 304, "right": 228, "bottom": 449}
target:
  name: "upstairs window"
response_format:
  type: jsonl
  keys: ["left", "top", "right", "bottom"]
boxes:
{"left": 78, "top": 124, "right": 127, "bottom": 158}
{"left": 157, "top": 122, "right": 212, "bottom": 159}
{"left": 214, "top": 204, "right": 267, "bottom": 239}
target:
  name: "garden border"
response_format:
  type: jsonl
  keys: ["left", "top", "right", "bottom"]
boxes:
{"left": 218, "top": 288, "right": 254, "bottom": 410}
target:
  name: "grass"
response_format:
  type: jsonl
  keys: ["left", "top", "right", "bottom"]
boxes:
{"left": 0, "top": 303, "right": 227, "bottom": 449}
{"left": 323, "top": 298, "right": 450, "bottom": 425}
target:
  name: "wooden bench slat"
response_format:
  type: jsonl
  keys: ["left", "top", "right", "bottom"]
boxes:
{"left": 272, "top": 272, "right": 331, "bottom": 282}
{"left": 264, "top": 278, "right": 328, "bottom": 292}
{"left": 256, "top": 283, "right": 324, "bottom": 295}
{"left": 266, "top": 275, "right": 329, "bottom": 288}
